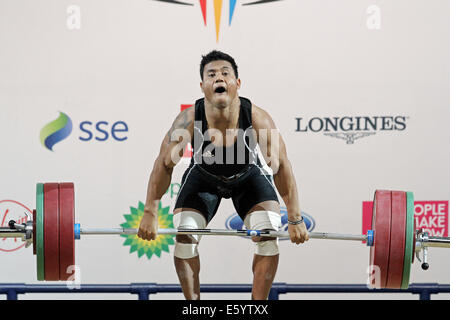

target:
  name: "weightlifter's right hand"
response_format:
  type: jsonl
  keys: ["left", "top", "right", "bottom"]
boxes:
{"left": 138, "top": 210, "right": 158, "bottom": 241}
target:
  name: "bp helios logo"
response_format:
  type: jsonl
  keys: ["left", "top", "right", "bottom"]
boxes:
{"left": 153, "top": 0, "right": 283, "bottom": 41}
{"left": 40, "top": 112, "right": 73, "bottom": 151}
{"left": 225, "top": 207, "right": 315, "bottom": 239}
{"left": 120, "top": 201, "right": 175, "bottom": 259}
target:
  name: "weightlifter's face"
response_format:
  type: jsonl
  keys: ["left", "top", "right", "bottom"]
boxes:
{"left": 200, "top": 60, "right": 241, "bottom": 109}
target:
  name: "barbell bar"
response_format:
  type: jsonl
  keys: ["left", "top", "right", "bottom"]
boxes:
{"left": 76, "top": 227, "right": 369, "bottom": 242}
{"left": 1, "top": 182, "right": 450, "bottom": 289}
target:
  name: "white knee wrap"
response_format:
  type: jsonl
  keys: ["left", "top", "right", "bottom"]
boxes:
{"left": 173, "top": 211, "right": 206, "bottom": 259}
{"left": 244, "top": 211, "right": 281, "bottom": 256}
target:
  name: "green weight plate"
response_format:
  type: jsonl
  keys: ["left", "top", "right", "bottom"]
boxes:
{"left": 36, "top": 183, "right": 45, "bottom": 281}
{"left": 401, "top": 191, "right": 415, "bottom": 289}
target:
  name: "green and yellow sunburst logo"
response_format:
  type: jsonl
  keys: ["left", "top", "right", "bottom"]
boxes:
{"left": 120, "top": 201, "right": 175, "bottom": 259}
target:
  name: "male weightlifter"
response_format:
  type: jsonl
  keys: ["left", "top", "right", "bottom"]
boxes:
{"left": 138, "top": 50, "right": 309, "bottom": 300}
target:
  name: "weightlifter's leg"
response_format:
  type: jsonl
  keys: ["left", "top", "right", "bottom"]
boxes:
{"left": 174, "top": 240, "right": 201, "bottom": 300}
{"left": 244, "top": 201, "right": 281, "bottom": 300}
{"left": 173, "top": 208, "right": 206, "bottom": 300}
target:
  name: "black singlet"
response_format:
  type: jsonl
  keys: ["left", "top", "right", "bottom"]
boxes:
{"left": 191, "top": 97, "right": 259, "bottom": 178}
{"left": 174, "top": 96, "right": 279, "bottom": 221}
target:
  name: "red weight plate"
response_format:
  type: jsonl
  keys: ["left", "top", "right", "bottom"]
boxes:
{"left": 369, "top": 190, "right": 392, "bottom": 289}
{"left": 44, "top": 183, "right": 60, "bottom": 280}
{"left": 386, "top": 191, "right": 406, "bottom": 289}
{"left": 59, "top": 183, "right": 75, "bottom": 281}
{"left": 33, "top": 209, "right": 36, "bottom": 255}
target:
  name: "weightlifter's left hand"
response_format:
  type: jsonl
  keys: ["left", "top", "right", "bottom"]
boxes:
{"left": 288, "top": 222, "right": 309, "bottom": 244}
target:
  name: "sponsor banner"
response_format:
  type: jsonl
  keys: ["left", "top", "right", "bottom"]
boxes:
{"left": 40, "top": 112, "right": 129, "bottom": 151}
{"left": 295, "top": 116, "right": 409, "bottom": 144}
{"left": 362, "top": 200, "right": 449, "bottom": 240}
{"left": 414, "top": 201, "right": 449, "bottom": 237}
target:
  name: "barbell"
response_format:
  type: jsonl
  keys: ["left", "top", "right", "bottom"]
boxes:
{"left": 1, "top": 182, "right": 449, "bottom": 289}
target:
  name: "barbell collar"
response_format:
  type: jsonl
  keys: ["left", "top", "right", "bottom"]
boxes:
{"left": 420, "top": 236, "right": 450, "bottom": 249}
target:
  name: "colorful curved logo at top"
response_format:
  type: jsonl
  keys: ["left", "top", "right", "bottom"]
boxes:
{"left": 154, "top": 0, "right": 283, "bottom": 41}
{"left": 40, "top": 112, "right": 73, "bottom": 151}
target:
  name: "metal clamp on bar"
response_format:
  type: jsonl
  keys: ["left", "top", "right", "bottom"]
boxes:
{"left": 0, "top": 220, "right": 33, "bottom": 248}
{"left": 414, "top": 228, "right": 450, "bottom": 271}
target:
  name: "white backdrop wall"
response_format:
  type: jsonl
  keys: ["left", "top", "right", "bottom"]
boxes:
{"left": 0, "top": 0, "right": 449, "bottom": 300}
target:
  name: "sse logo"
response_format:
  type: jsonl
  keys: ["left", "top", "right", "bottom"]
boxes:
{"left": 225, "top": 207, "right": 315, "bottom": 240}
{"left": 40, "top": 112, "right": 129, "bottom": 151}
{"left": 39, "top": 112, "right": 73, "bottom": 151}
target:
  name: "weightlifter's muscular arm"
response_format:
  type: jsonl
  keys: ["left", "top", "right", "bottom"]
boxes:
{"left": 138, "top": 107, "right": 194, "bottom": 241}
{"left": 252, "top": 105, "right": 309, "bottom": 244}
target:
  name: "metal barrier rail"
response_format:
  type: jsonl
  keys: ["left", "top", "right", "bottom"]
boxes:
{"left": 1, "top": 283, "right": 449, "bottom": 300}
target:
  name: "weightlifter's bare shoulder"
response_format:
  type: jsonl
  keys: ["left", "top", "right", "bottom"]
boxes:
{"left": 157, "top": 106, "right": 195, "bottom": 169}
{"left": 251, "top": 104, "right": 277, "bottom": 131}
{"left": 166, "top": 106, "right": 195, "bottom": 144}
